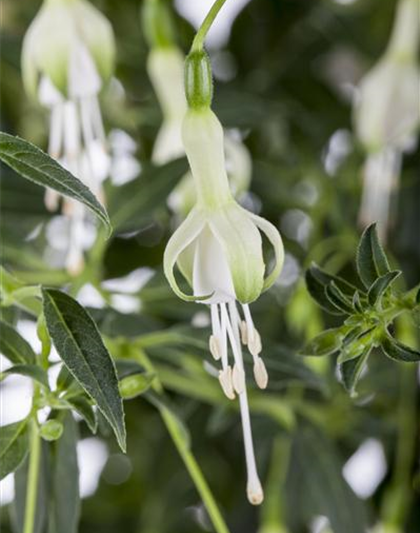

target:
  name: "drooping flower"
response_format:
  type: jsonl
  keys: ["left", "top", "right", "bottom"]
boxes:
{"left": 21, "top": 0, "right": 115, "bottom": 273}
{"left": 143, "top": 5, "right": 252, "bottom": 215}
{"left": 164, "top": 53, "right": 284, "bottom": 504}
{"left": 353, "top": 0, "right": 420, "bottom": 238}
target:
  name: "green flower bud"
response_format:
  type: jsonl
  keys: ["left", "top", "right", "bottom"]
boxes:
{"left": 39, "top": 419, "right": 64, "bottom": 441}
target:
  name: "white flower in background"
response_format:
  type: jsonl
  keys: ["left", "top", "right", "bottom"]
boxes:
{"left": 164, "top": 104, "right": 284, "bottom": 505}
{"left": 147, "top": 44, "right": 252, "bottom": 215}
{"left": 21, "top": 0, "right": 115, "bottom": 273}
{"left": 353, "top": 0, "right": 420, "bottom": 238}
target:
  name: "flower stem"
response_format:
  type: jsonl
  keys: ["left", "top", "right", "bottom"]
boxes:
{"left": 23, "top": 418, "right": 41, "bottom": 533}
{"left": 132, "top": 348, "right": 231, "bottom": 533}
{"left": 191, "top": 0, "right": 229, "bottom": 52}
{"left": 161, "top": 408, "right": 230, "bottom": 533}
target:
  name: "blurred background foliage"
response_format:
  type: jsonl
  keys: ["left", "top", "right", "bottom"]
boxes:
{"left": 0, "top": 0, "right": 419, "bottom": 532}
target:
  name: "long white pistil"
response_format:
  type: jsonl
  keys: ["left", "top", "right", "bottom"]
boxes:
{"left": 224, "top": 302, "right": 263, "bottom": 505}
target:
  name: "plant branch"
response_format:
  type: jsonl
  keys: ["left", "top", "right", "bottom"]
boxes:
{"left": 191, "top": 0, "right": 229, "bottom": 52}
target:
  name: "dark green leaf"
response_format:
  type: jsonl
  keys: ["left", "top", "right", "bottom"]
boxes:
{"left": 42, "top": 288, "right": 126, "bottom": 452}
{"left": 0, "top": 420, "right": 29, "bottom": 480}
{"left": 290, "top": 426, "right": 367, "bottom": 533}
{"left": 65, "top": 395, "right": 98, "bottom": 434}
{"left": 339, "top": 348, "right": 371, "bottom": 396}
{"left": 300, "top": 328, "right": 342, "bottom": 357}
{"left": 356, "top": 224, "right": 390, "bottom": 288}
{"left": 305, "top": 267, "right": 343, "bottom": 315}
{"left": 108, "top": 158, "right": 188, "bottom": 231}
{"left": 309, "top": 263, "right": 357, "bottom": 296}
{"left": 367, "top": 270, "right": 401, "bottom": 307}
{"left": 0, "top": 132, "right": 111, "bottom": 235}
{"left": 381, "top": 336, "right": 420, "bottom": 362}
{"left": 325, "top": 282, "right": 354, "bottom": 314}
{"left": 48, "top": 414, "right": 80, "bottom": 533}
{"left": 1, "top": 364, "right": 49, "bottom": 387}
{"left": 352, "top": 291, "right": 364, "bottom": 313}
{"left": 0, "top": 320, "right": 36, "bottom": 364}
{"left": 337, "top": 327, "right": 376, "bottom": 364}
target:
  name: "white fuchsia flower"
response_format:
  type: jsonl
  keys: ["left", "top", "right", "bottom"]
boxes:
{"left": 353, "top": 0, "right": 420, "bottom": 239}
{"left": 21, "top": 0, "right": 115, "bottom": 273}
{"left": 164, "top": 62, "right": 284, "bottom": 503}
{"left": 353, "top": 0, "right": 420, "bottom": 153}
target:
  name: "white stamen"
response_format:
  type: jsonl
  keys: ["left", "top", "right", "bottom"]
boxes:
{"left": 253, "top": 356, "right": 268, "bottom": 389}
{"left": 211, "top": 304, "right": 228, "bottom": 369}
{"left": 232, "top": 364, "right": 245, "bottom": 394}
{"left": 218, "top": 366, "right": 235, "bottom": 400}
{"left": 240, "top": 320, "right": 248, "bottom": 345}
{"left": 242, "top": 304, "right": 262, "bottom": 356}
{"left": 209, "top": 335, "right": 221, "bottom": 361}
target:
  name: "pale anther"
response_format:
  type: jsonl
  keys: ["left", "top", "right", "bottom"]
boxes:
{"left": 209, "top": 334, "right": 221, "bottom": 360}
{"left": 232, "top": 364, "right": 246, "bottom": 395}
{"left": 218, "top": 366, "right": 235, "bottom": 400}
{"left": 253, "top": 356, "right": 268, "bottom": 389}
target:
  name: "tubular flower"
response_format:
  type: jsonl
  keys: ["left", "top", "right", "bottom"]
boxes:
{"left": 21, "top": 0, "right": 115, "bottom": 273}
{"left": 147, "top": 44, "right": 252, "bottom": 215}
{"left": 353, "top": 0, "right": 420, "bottom": 152}
{"left": 164, "top": 105, "right": 284, "bottom": 505}
{"left": 353, "top": 0, "right": 420, "bottom": 239}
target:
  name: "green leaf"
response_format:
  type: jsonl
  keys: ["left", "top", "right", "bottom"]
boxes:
{"left": 42, "top": 288, "right": 126, "bottom": 452}
{"left": 381, "top": 336, "right": 420, "bottom": 363}
{"left": 337, "top": 327, "right": 376, "bottom": 364}
{"left": 0, "top": 320, "right": 36, "bottom": 364}
{"left": 339, "top": 348, "right": 371, "bottom": 396}
{"left": 0, "top": 132, "right": 111, "bottom": 236}
{"left": 291, "top": 426, "right": 368, "bottom": 533}
{"left": 1, "top": 364, "right": 49, "bottom": 388}
{"left": 356, "top": 223, "right": 390, "bottom": 289}
{"left": 325, "top": 282, "right": 354, "bottom": 314}
{"left": 352, "top": 291, "right": 364, "bottom": 313}
{"left": 305, "top": 266, "right": 344, "bottom": 315}
{"left": 48, "top": 414, "right": 80, "bottom": 533}
{"left": 300, "top": 328, "right": 342, "bottom": 357}
{"left": 64, "top": 395, "right": 98, "bottom": 434}
{"left": 108, "top": 158, "right": 188, "bottom": 231}
{"left": 367, "top": 270, "right": 401, "bottom": 307}
{"left": 0, "top": 419, "right": 29, "bottom": 480}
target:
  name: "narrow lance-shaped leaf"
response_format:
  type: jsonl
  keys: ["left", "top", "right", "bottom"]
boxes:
{"left": 325, "top": 282, "right": 354, "bottom": 315}
{"left": 381, "top": 335, "right": 420, "bottom": 363}
{"left": 0, "top": 419, "right": 29, "bottom": 480}
{"left": 356, "top": 223, "right": 390, "bottom": 288}
{"left": 42, "top": 288, "right": 126, "bottom": 451}
{"left": 48, "top": 414, "right": 80, "bottom": 533}
{"left": 339, "top": 348, "right": 371, "bottom": 396}
{"left": 367, "top": 270, "right": 401, "bottom": 307}
{"left": 0, "top": 133, "right": 111, "bottom": 236}
{"left": 1, "top": 364, "right": 49, "bottom": 388}
{"left": 0, "top": 320, "right": 36, "bottom": 364}
{"left": 300, "top": 328, "right": 342, "bottom": 357}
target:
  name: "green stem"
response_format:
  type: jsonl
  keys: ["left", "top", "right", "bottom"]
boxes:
{"left": 132, "top": 348, "right": 231, "bottom": 533}
{"left": 23, "top": 418, "right": 41, "bottom": 533}
{"left": 191, "top": 0, "right": 229, "bottom": 52}
{"left": 161, "top": 408, "right": 230, "bottom": 533}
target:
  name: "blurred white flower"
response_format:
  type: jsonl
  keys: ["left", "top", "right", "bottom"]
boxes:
{"left": 21, "top": 0, "right": 116, "bottom": 274}
{"left": 353, "top": 0, "right": 420, "bottom": 239}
